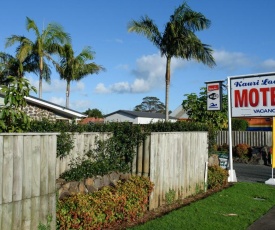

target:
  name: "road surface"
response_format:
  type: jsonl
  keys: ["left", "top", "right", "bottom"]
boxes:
{"left": 233, "top": 162, "right": 274, "bottom": 183}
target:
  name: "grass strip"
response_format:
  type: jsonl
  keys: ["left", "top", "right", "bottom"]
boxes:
{"left": 130, "top": 182, "right": 275, "bottom": 230}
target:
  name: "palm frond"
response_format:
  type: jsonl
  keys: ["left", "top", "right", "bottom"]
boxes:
{"left": 26, "top": 17, "right": 40, "bottom": 38}
{"left": 128, "top": 16, "right": 162, "bottom": 48}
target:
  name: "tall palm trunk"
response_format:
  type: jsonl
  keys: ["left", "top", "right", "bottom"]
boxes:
{"left": 165, "top": 57, "right": 171, "bottom": 121}
{"left": 66, "top": 80, "right": 71, "bottom": 108}
{"left": 39, "top": 56, "right": 43, "bottom": 98}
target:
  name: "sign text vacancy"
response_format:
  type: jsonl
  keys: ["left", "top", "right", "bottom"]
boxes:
{"left": 231, "top": 75, "right": 275, "bottom": 117}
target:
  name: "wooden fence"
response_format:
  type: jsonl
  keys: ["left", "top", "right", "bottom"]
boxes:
{"left": 145, "top": 132, "right": 208, "bottom": 210}
{"left": 56, "top": 132, "right": 208, "bottom": 210}
{"left": 0, "top": 133, "right": 57, "bottom": 230}
{"left": 216, "top": 131, "right": 272, "bottom": 147}
{"left": 2, "top": 130, "right": 272, "bottom": 229}
{"left": 0, "top": 131, "right": 209, "bottom": 229}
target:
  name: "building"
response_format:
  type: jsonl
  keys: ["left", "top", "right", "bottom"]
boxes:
{"left": 79, "top": 117, "right": 104, "bottom": 124}
{"left": 0, "top": 93, "right": 87, "bottom": 122}
{"left": 104, "top": 110, "right": 177, "bottom": 124}
{"left": 169, "top": 105, "right": 189, "bottom": 121}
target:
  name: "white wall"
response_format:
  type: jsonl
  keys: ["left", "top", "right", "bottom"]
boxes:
{"left": 105, "top": 114, "right": 177, "bottom": 124}
{"left": 136, "top": 117, "right": 177, "bottom": 124}
{"left": 104, "top": 113, "right": 134, "bottom": 123}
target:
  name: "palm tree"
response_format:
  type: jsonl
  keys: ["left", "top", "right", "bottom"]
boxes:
{"left": 128, "top": 2, "right": 216, "bottom": 121}
{"left": 53, "top": 44, "right": 105, "bottom": 108}
{"left": 0, "top": 52, "right": 49, "bottom": 85}
{"left": 5, "top": 17, "right": 71, "bottom": 98}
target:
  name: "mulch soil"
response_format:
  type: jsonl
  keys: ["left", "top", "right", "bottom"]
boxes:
{"left": 104, "top": 183, "right": 233, "bottom": 230}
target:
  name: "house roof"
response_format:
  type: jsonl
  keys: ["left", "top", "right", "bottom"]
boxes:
{"left": 104, "top": 110, "right": 177, "bottom": 120}
{"left": 26, "top": 95, "right": 87, "bottom": 119}
{"left": 0, "top": 92, "right": 87, "bottom": 119}
{"left": 170, "top": 105, "right": 189, "bottom": 119}
{"left": 79, "top": 117, "right": 104, "bottom": 124}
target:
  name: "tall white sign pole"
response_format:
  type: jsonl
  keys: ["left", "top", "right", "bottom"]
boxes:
{"left": 227, "top": 77, "right": 237, "bottom": 182}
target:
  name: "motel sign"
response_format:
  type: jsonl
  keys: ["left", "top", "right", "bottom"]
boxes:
{"left": 230, "top": 74, "right": 275, "bottom": 117}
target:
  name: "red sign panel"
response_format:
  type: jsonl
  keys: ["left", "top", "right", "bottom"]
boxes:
{"left": 208, "top": 84, "right": 219, "bottom": 91}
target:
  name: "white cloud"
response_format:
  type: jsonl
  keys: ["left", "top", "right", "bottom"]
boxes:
{"left": 73, "top": 81, "right": 85, "bottom": 91}
{"left": 213, "top": 49, "right": 251, "bottom": 70}
{"left": 95, "top": 83, "right": 111, "bottom": 94}
{"left": 49, "top": 96, "right": 65, "bottom": 106}
{"left": 110, "top": 82, "right": 131, "bottom": 93}
{"left": 131, "top": 78, "right": 150, "bottom": 93}
{"left": 70, "top": 100, "right": 91, "bottom": 111}
{"left": 213, "top": 49, "right": 275, "bottom": 73}
{"left": 259, "top": 59, "right": 275, "bottom": 71}
{"left": 48, "top": 96, "right": 90, "bottom": 111}
{"left": 26, "top": 75, "right": 86, "bottom": 94}
{"left": 95, "top": 53, "right": 187, "bottom": 94}
{"left": 26, "top": 75, "right": 66, "bottom": 93}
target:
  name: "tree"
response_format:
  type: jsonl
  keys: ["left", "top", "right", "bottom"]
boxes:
{"left": 53, "top": 44, "right": 105, "bottom": 108}
{"left": 0, "top": 51, "right": 50, "bottom": 85}
{"left": 0, "top": 52, "right": 26, "bottom": 85}
{"left": 0, "top": 76, "right": 37, "bottom": 132}
{"left": 128, "top": 2, "right": 215, "bottom": 121}
{"left": 5, "top": 17, "right": 71, "bottom": 98}
{"left": 83, "top": 108, "right": 104, "bottom": 118}
{"left": 182, "top": 87, "right": 228, "bottom": 130}
{"left": 134, "top": 96, "right": 165, "bottom": 113}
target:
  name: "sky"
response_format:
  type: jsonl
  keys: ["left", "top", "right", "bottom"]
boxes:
{"left": 1, "top": 0, "right": 275, "bottom": 115}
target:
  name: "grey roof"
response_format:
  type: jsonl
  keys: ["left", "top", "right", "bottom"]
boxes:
{"left": 170, "top": 105, "right": 189, "bottom": 119}
{"left": 104, "top": 110, "right": 177, "bottom": 120}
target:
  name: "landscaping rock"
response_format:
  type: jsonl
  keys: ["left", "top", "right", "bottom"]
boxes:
{"left": 208, "top": 154, "right": 219, "bottom": 167}
{"left": 57, "top": 172, "right": 131, "bottom": 199}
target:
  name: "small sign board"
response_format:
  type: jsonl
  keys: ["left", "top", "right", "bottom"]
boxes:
{"left": 230, "top": 73, "right": 275, "bottom": 117}
{"left": 206, "top": 81, "right": 223, "bottom": 111}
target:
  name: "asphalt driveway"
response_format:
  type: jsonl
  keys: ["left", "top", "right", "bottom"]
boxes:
{"left": 233, "top": 162, "right": 274, "bottom": 183}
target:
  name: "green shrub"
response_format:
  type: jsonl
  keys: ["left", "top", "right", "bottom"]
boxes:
{"left": 208, "top": 165, "right": 228, "bottom": 189}
{"left": 37, "top": 215, "right": 52, "bottom": 230}
{"left": 57, "top": 132, "right": 74, "bottom": 159}
{"left": 165, "top": 189, "right": 176, "bottom": 205}
{"left": 56, "top": 176, "right": 154, "bottom": 230}
{"left": 60, "top": 132, "right": 144, "bottom": 181}
{"left": 207, "top": 125, "right": 218, "bottom": 155}
{"left": 232, "top": 118, "right": 249, "bottom": 131}
{"left": 0, "top": 76, "right": 36, "bottom": 132}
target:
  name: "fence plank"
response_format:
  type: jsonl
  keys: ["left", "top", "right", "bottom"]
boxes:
{"left": 22, "top": 198, "right": 31, "bottom": 229}
{"left": 3, "top": 136, "right": 13, "bottom": 204}
{"left": 1, "top": 203, "right": 12, "bottom": 230}
{"left": 23, "top": 136, "right": 32, "bottom": 200}
{"left": 31, "top": 197, "right": 40, "bottom": 230}
{"left": 142, "top": 136, "right": 150, "bottom": 177}
{"left": 137, "top": 144, "right": 143, "bottom": 176}
{"left": 32, "top": 135, "right": 41, "bottom": 198}
{"left": 13, "top": 135, "right": 23, "bottom": 202}
{"left": 12, "top": 201, "right": 22, "bottom": 230}
{"left": 40, "top": 135, "right": 49, "bottom": 196}
{"left": 48, "top": 135, "right": 56, "bottom": 194}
